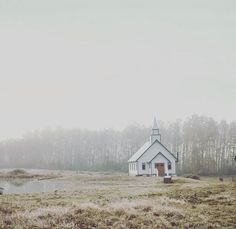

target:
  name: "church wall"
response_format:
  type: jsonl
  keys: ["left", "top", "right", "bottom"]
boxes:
{"left": 128, "top": 162, "right": 138, "bottom": 176}
{"left": 150, "top": 153, "right": 168, "bottom": 175}
{"left": 151, "top": 153, "right": 176, "bottom": 175}
{"left": 137, "top": 142, "right": 176, "bottom": 176}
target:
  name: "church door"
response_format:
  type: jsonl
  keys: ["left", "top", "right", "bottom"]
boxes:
{"left": 156, "top": 163, "right": 165, "bottom": 176}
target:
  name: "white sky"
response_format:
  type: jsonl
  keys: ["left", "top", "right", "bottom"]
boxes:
{"left": 0, "top": 0, "right": 236, "bottom": 139}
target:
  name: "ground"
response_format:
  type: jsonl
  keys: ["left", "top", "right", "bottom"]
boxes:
{"left": 0, "top": 171, "right": 236, "bottom": 229}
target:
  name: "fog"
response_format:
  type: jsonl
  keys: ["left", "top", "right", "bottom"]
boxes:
{"left": 0, "top": 1, "right": 235, "bottom": 175}
{"left": 0, "top": 0, "right": 235, "bottom": 140}
{"left": 0, "top": 115, "right": 235, "bottom": 175}
{"left": 1, "top": 3, "right": 236, "bottom": 228}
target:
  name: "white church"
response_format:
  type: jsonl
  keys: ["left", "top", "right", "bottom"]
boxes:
{"left": 128, "top": 118, "right": 177, "bottom": 176}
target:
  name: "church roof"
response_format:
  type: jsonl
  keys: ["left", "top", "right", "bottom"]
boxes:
{"left": 128, "top": 139, "right": 177, "bottom": 163}
{"left": 149, "top": 152, "right": 171, "bottom": 163}
{"left": 128, "top": 141, "right": 151, "bottom": 162}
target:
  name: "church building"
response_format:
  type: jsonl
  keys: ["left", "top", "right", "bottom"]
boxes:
{"left": 128, "top": 117, "right": 177, "bottom": 176}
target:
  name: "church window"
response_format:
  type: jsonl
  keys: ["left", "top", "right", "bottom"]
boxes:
{"left": 142, "top": 163, "right": 146, "bottom": 170}
{"left": 168, "top": 162, "right": 172, "bottom": 170}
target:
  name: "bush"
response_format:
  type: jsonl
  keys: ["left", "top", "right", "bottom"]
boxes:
{"left": 184, "top": 175, "right": 200, "bottom": 180}
{"left": 7, "top": 169, "right": 28, "bottom": 176}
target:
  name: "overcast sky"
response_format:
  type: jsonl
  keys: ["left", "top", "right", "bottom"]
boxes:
{"left": 0, "top": 0, "right": 235, "bottom": 139}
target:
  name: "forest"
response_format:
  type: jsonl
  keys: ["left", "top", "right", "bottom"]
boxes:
{"left": 0, "top": 115, "right": 236, "bottom": 175}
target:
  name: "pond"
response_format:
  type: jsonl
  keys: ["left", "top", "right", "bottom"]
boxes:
{"left": 0, "top": 179, "right": 76, "bottom": 194}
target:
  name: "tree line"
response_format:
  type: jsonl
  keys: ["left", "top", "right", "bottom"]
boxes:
{"left": 0, "top": 115, "right": 236, "bottom": 175}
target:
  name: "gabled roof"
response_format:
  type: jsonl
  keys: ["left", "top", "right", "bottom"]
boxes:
{"left": 157, "top": 140, "right": 177, "bottom": 160}
{"left": 128, "top": 139, "right": 177, "bottom": 163}
{"left": 149, "top": 152, "right": 171, "bottom": 163}
{"left": 128, "top": 141, "right": 151, "bottom": 162}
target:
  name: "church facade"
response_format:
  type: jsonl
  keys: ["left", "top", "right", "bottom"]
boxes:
{"left": 128, "top": 118, "right": 177, "bottom": 176}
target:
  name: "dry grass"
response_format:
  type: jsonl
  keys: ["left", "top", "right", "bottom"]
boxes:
{"left": 0, "top": 169, "right": 61, "bottom": 180}
{"left": 0, "top": 173, "right": 236, "bottom": 228}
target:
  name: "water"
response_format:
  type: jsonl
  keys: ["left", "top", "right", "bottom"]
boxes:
{"left": 0, "top": 179, "right": 75, "bottom": 194}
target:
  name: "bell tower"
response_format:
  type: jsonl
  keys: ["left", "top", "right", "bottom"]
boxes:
{"left": 150, "top": 117, "right": 161, "bottom": 143}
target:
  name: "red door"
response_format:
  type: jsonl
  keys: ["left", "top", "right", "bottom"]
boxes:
{"left": 156, "top": 163, "right": 165, "bottom": 176}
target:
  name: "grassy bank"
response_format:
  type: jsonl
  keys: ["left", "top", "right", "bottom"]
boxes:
{"left": 0, "top": 174, "right": 235, "bottom": 228}
{"left": 0, "top": 169, "right": 61, "bottom": 180}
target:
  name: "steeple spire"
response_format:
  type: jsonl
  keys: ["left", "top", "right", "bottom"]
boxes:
{"left": 153, "top": 116, "right": 158, "bottom": 130}
{"left": 150, "top": 116, "right": 161, "bottom": 143}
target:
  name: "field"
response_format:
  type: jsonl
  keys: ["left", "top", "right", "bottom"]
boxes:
{"left": 0, "top": 171, "right": 236, "bottom": 229}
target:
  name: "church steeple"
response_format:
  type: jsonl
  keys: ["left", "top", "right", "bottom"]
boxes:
{"left": 152, "top": 116, "right": 158, "bottom": 130}
{"left": 150, "top": 116, "right": 161, "bottom": 143}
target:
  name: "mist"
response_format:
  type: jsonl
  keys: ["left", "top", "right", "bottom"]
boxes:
{"left": 0, "top": 0, "right": 235, "bottom": 174}
{"left": 1, "top": 1, "right": 236, "bottom": 228}
{"left": 0, "top": 0, "right": 236, "bottom": 140}
{"left": 0, "top": 115, "right": 235, "bottom": 175}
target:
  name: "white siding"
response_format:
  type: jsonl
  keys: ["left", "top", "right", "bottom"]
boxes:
{"left": 137, "top": 141, "right": 176, "bottom": 176}
{"left": 128, "top": 162, "right": 138, "bottom": 176}
{"left": 137, "top": 161, "right": 150, "bottom": 175}
{"left": 150, "top": 154, "right": 176, "bottom": 175}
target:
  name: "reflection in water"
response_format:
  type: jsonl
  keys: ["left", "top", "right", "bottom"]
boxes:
{"left": 8, "top": 179, "right": 29, "bottom": 187}
{"left": 0, "top": 179, "right": 75, "bottom": 194}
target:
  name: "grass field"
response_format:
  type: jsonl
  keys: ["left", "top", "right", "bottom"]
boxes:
{"left": 0, "top": 171, "right": 236, "bottom": 228}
